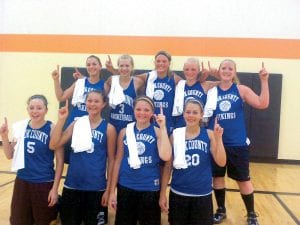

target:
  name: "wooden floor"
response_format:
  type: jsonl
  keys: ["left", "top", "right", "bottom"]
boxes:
{"left": 0, "top": 149, "right": 299, "bottom": 225}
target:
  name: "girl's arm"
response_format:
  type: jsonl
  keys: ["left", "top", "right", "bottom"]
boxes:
{"left": 238, "top": 63, "right": 269, "bottom": 109}
{"left": 101, "top": 123, "right": 117, "bottom": 207}
{"left": 208, "top": 118, "right": 226, "bottom": 167}
{"left": 133, "top": 76, "right": 146, "bottom": 95}
{"left": 0, "top": 117, "right": 16, "bottom": 159}
{"left": 48, "top": 146, "right": 64, "bottom": 207}
{"left": 108, "top": 129, "right": 125, "bottom": 211}
{"left": 154, "top": 106, "right": 172, "bottom": 161}
{"left": 159, "top": 135, "right": 173, "bottom": 213}
{"left": 52, "top": 65, "right": 76, "bottom": 102}
{"left": 49, "top": 100, "right": 74, "bottom": 149}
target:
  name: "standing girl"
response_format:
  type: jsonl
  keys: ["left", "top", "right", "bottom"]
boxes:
{"left": 0, "top": 94, "right": 64, "bottom": 225}
{"left": 208, "top": 60, "right": 269, "bottom": 225}
{"left": 160, "top": 98, "right": 226, "bottom": 225}
{"left": 173, "top": 58, "right": 216, "bottom": 128}
{"left": 52, "top": 55, "right": 106, "bottom": 162}
{"left": 108, "top": 96, "right": 171, "bottom": 225}
{"left": 106, "top": 54, "right": 144, "bottom": 133}
{"left": 50, "top": 91, "right": 116, "bottom": 225}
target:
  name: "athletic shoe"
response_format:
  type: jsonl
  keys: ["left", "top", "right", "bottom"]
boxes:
{"left": 247, "top": 212, "right": 259, "bottom": 225}
{"left": 213, "top": 207, "right": 227, "bottom": 224}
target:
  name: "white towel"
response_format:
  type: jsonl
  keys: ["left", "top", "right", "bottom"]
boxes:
{"left": 11, "top": 119, "right": 29, "bottom": 172}
{"left": 126, "top": 122, "right": 141, "bottom": 169}
{"left": 203, "top": 86, "right": 218, "bottom": 122}
{"left": 71, "top": 78, "right": 86, "bottom": 106}
{"left": 108, "top": 75, "right": 126, "bottom": 109}
{"left": 71, "top": 115, "right": 93, "bottom": 152}
{"left": 172, "top": 127, "right": 188, "bottom": 169}
{"left": 146, "top": 70, "right": 157, "bottom": 99}
{"left": 172, "top": 80, "right": 186, "bottom": 116}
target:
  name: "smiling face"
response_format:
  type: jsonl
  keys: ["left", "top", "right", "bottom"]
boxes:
{"left": 86, "top": 56, "right": 102, "bottom": 77}
{"left": 183, "top": 101, "right": 203, "bottom": 127}
{"left": 134, "top": 99, "right": 154, "bottom": 125}
{"left": 118, "top": 58, "right": 133, "bottom": 77}
{"left": 219, "top": 60, "right": 237, "bottom": 83}
{"left": 183, "top": 61, "right": 200, "bottom": 82}
{"left": 86, "top": 91, "right": 105, "bottom": 116}
{"left": 154, "top": 54, "right": 171, "bottom": 76}
{"left": 27, "top": 98, "right": 48, "bottom": 123}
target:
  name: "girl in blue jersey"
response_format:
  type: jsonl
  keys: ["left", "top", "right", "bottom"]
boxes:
{"left": 173, "top": 58, "right": 218, "bottom": 128}
{"left": 52, "top": 55, "right": 106, "bottom": 163}
{"left": 108, "top": 96, "right": 171, "bottom": 225}
{"left": 106, "top": 51, "right": 180, "bottom": 134}
{"left": 0, "top": 95, "right": 64, "bottom": 225}
{"left": 50, "top": 91, "right": 117, "bottom": 225}
{"left": 159, "top": 98, "right": 226, "bottom": 225}
{"left": 208, "top": 60, "right": 269, "bottom": 225}
{"left": 106, "top": 54, "right": 144, "bottom": 133}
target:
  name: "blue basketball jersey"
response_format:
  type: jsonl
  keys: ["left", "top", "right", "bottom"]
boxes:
{"left": 119, "top": 124, "right": 161, "bottom": 191}
{"left": 171, "top": 128, "right": 212, "bottom": 196}
{"left": 109, "top": 78, "right": 136, "bottom": 133}
{"left": 65, "top": 78, "right": 105, "bottom": 127}
{"left": 17, "top": 121, "right": 55, "bottom": 183}
{"left": 146, "top": 73, "right": 175, "bottom": 134}
{"left": 208, "top": 84, "right": 247, "bottom": 146}
{"left": 64, "top": 120, "right": 108, "bottom": 191}
{"left": 174, "top": 82, "right": 207, "bottom": 128}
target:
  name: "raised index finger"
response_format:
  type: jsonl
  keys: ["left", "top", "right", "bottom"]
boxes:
{"left": 214, "top": 117, "right": 218, "bottom": 127}
{"left": 160, "top": 105, "right": 163, "bottom": 115}
{"left": 201, "top": 61, "right": 204, "bottom": 71}
{"left": 74, "top": 67, "right": 80, "bottom": 73}
{"left": 4, "top": 117, "right": 7, "bottom": 126}
{"left": 262, "top": 62, "right": 265, "bottom": 69}
{"left": 107, "top": 55, "right": 111, "bottom": 62}
{"left": 57, "top": 65, "right": 60, "bottom": 72}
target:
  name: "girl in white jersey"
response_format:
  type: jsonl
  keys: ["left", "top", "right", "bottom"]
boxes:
{"left": 0, "top": 95, "right": 64, "bottom": 225}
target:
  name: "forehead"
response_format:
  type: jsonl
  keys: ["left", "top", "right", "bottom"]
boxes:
{"left": 86, "top": 57, "right": 99, "bottom": 64}
{"left": 87, "top": 92, "right": 103, "bottom": 99}
{"left": 221, "top": 61, "right": 235, "bottom": 67}
{"left": 28, "top": 98, "right": 45, "bottom": 106}
{"left": 185, "top": 102, "right": 202, "bottom": 110}
{"left": 135, "top": 100, "right": 153, "bottom": 109}
{"left": 118, "top": 58, "right": 132, "bottom": 65}
{"left": 184, "top": 62, "right": 198, "bottom": 69}
{"left": 155, "top": 54, "right": 170, "bottom": 61}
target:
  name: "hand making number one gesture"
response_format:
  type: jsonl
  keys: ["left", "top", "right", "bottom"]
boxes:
{"left": 259, "top": 62, "right": 269, "bottom": 81}
{"left": 154, "top": 105, "right": 166, "bottom": 128}
{"left": 213, "top": 117, "right": 224, "bottom": 139}
{"left": 58, "top": 99, "right": 69, "bottom": 120}
{"left": 0, "top": 117, "right": 9, "bottom": 137}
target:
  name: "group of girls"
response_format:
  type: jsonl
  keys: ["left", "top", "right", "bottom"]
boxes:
{"left": 0, "top": 50, "right": 269, "bottom": 225}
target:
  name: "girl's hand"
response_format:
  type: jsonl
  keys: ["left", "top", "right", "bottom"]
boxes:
{"left": 154, "top": 106, "right": 166, "bottom": 128}
{"left": 51, "top": 65, "right": 60, "bottom": 81}
{"left": 208, "top": 61, "right": 219, "bottom": 78}
{"left": 48, "top": 188, "right": 58, "bottom": 207}
{"left": 58, "top": 99, "right": 69, "bottom": 120}
{"left": 259, "top": 62, "right": 269, "bottom": 81}
{"left": 108, "top": 193, "right": 117, "bottom": 211}
{"left": 214, "top": 118, "right": 223, "bottom": 139}
{"left": 0, "top": 117, "right": 9, "bottom": 137}
{"left": 73, "top": 67, "right": 84, "bottom": 80}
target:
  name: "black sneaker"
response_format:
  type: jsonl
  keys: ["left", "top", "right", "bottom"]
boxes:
{"left": 213, "top": 207, "right": 227, "bottom": 224}
{"left": 247, "top": 212, "right": 259, "bottom": 225}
